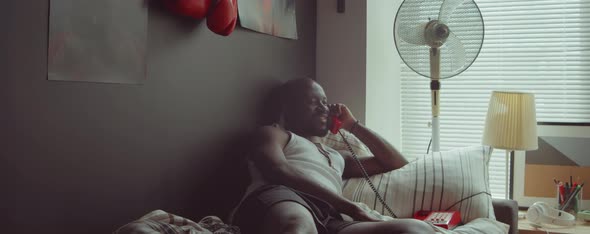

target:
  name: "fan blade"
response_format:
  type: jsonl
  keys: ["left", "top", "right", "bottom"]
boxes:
{"left": 445, "top": 31, "right": 466, "bottom": 72}
{"left": 438, "top": 0, "right": 464, "bottom": 24}
{"left": 397, "top": 23, "right": 427, "bottom": 45}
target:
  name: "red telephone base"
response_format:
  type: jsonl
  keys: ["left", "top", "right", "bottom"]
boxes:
{"left": 413, "top": 210, "right": 462, "bottom": 230}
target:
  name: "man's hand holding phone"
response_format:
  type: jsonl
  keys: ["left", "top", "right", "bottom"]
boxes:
{"left": 328, "top": 104, "right": 358, "bottom": 131}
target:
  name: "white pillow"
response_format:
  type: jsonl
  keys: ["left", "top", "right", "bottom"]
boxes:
{"left": 321, "top": 132, "right": 496, "bottom": 224}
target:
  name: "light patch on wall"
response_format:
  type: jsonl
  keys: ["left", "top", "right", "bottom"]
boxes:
{"left": 47, "top": 0, "right": 148, "bottom": 84}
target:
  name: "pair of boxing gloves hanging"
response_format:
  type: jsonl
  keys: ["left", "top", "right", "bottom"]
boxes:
{"left": 163, "top": 0, "right": 237, "bottom": 36}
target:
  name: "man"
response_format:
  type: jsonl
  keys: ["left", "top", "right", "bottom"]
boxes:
{"left": 232, "top": 78, "right": 434, "bottom": 234}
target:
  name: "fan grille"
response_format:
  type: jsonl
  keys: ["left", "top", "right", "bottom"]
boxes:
{"left": 394, "top": 0, "right": 484, "bottom": 79}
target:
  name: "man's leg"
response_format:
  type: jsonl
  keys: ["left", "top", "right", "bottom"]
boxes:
{"left": 337, "top": 219, "right": 435, "bottom": 234}
{"left": 261, "top": 201, "right": 319, "bottom": 234}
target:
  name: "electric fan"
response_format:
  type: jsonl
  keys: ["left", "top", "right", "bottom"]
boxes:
{"left": 394, "top": 0, "right": 484, "bottom": 152}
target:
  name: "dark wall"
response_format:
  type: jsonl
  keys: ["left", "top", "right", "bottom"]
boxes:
{"left": 0, "top": 1, "right": 316, "bottom": 233}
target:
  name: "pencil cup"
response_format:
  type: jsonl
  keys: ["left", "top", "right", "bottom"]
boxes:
{"left": 557, "top": 186, "right": 582, "bottom": 215}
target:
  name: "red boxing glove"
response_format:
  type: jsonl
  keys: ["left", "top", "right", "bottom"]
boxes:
{"left": 163, "top": 0, "right": 212, "bottom": 19}
{"left": 206, "top": 0, "right": 238, "bottom": 36}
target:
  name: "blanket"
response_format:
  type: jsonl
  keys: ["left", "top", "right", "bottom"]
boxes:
{"left": 355, "top": 201, "right": 508, "bottom": 233}
{"left": 322, "top": 130, "right": 509, "bottom": 234}
{"left": 114, "top": 210, "right": 240, "bottom": 234}
{"left": 115, "top": 208, "right": 506, "bottom": 234}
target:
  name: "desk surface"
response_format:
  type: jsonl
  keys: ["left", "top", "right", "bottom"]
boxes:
{"left": 518, "top": 211, "right": 590, "bottom": 234}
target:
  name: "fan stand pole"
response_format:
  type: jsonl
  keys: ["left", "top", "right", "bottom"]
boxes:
{"left": 430, "top": 47, "right": 441, "bottom": 153}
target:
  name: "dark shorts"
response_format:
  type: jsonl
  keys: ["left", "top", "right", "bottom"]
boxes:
{"left": 232, "top": 185, "right": 359, "bottom": 234}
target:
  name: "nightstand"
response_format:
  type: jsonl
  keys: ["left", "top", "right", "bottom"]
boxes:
{"left": 518, "top": 211, "right": 590, "bottom": 234}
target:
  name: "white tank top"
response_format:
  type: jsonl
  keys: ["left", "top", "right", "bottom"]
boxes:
{"left": 245, "top": 131, "right": 345, "bottom": 196}
{"left": 229, "top": 131, "right": 345, "bottom": 222}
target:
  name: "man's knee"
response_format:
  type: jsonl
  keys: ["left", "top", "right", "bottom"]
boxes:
{"left": 262, "top": 201, "right": 318, "bottom": 234}
{"left": 278, "top": 213, "right": 317, "bottom": 234}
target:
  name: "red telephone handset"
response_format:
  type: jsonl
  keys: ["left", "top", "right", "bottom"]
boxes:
{"left": 329, "top": 115, "right": 343, "bottom": 134}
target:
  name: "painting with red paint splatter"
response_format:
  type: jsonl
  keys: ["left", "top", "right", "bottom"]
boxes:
{"left": 48, "top": 0, "right": 147, "bottom": 84}
{"left": 238, "top": 0, "right": 297, "bottom": 39}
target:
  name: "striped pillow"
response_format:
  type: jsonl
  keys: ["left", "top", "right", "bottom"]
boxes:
{"left": 321, "top": 134, "right": 495, "bottom": 224}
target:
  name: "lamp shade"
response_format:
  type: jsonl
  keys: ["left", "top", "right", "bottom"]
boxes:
{"left": 482, "top": 91, "right": 538, "bottom": 150}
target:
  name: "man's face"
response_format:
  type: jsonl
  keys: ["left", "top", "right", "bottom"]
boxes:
{"left": 286, "top": 81, "right": 330, "bottom": 136}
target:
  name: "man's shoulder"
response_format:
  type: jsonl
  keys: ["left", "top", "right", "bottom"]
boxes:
{"left": 253, "top": 124, "right": 290, "bottom": 144}
{"left": 257, "top": 124, "right": 286, "bottom": 134}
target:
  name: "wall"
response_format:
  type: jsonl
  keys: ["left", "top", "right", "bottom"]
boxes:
{"left": 0, "top": 0, "right": 316, "bottom": 233}
{"left": 317, "top": 0, "right": 402, "bottom": 146}
{"left": 316, "top": 0, "right": 367, "bottom": 123}
{"left": 366, "top": 0, "right": 403, "bottom": 147}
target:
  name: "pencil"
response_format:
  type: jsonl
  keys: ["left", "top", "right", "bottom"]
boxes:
{"left": 560, "top": 185, "right": 582, "bottom": 211}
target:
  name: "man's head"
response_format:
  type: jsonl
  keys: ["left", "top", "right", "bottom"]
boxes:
{"left": 279, "top": 78, "right": 330, "bottom": 137}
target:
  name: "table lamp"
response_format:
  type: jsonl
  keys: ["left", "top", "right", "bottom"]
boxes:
{"left": 482, "top": 91, "right": 539, "bottom": 199}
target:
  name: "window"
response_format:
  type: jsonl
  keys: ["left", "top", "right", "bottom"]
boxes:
{"left": 400, "top": 0, "right": 590, "bottom": 198}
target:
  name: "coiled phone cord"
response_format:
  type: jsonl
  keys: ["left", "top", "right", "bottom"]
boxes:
{"left": 338, "top": 130, "right": 398, "bottom": 218}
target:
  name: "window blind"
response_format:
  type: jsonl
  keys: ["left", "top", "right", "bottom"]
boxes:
{"left": 400, "top": 0, "right": 590, "bottom": 198}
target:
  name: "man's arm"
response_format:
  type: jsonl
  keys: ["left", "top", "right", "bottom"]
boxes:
{"left": 249, "top": 125, "right": 379, "bottom": 221}
{"left": 328, "top": 104, "right": 408, "bottom": 179}
{"left": 341, "top": 122, "right": 408, "bottom": 178}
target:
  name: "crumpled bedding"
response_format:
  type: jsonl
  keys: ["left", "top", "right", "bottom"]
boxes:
{"left": 115, "top": 206, "right": 506, "bottom": 234}
{"left": 115, "top": 128, "right": 509, "bottom": 234}
{"left": 354, "top": 201, "right": 509, "bottom": 234}
{"left": 114, "top": 210, "right": 240, "bottom": 234}
{"left": 322, "top": 130, "right": 509, "bottom": 234}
